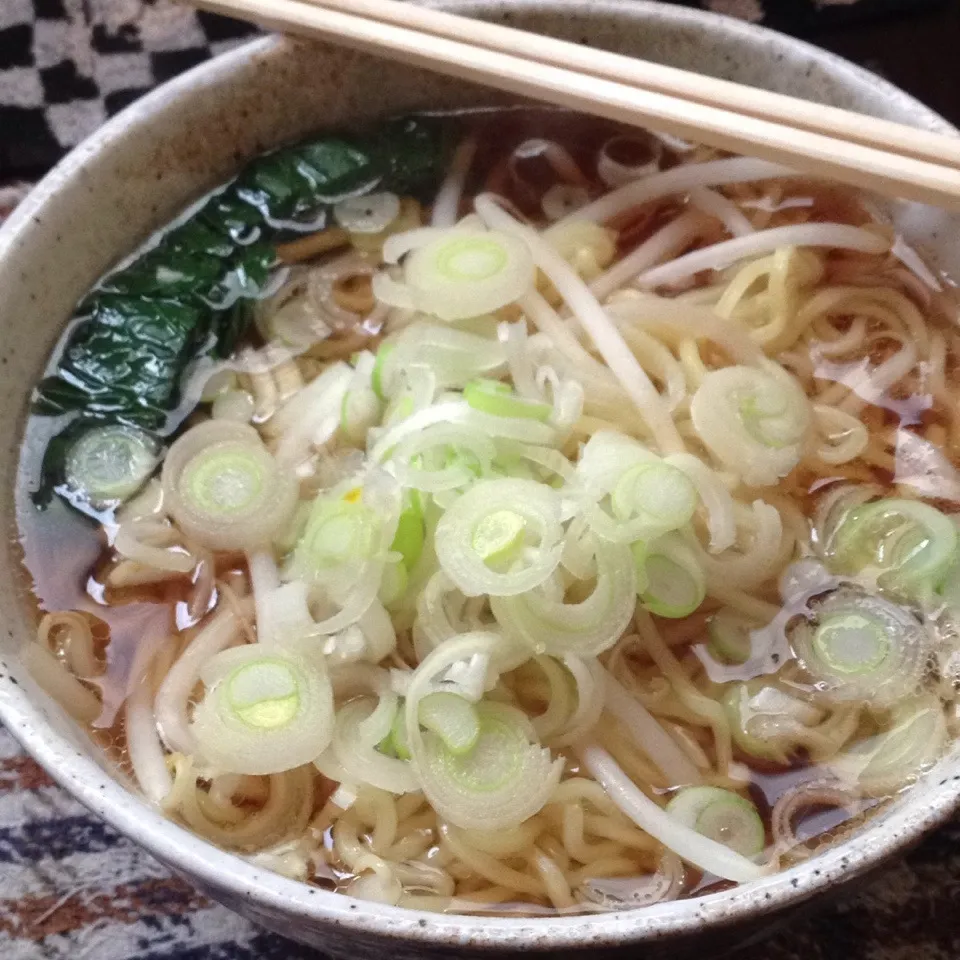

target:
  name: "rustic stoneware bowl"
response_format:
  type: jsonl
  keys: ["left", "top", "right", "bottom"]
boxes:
{"left": 1, "top": 2, "right": 958, "bottom": 957}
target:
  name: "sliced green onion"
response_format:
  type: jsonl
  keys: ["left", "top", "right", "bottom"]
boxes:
{"left": 707, "top": 610, "right": 756, "bottom": 665}
{"left": 190, "top": 640, "right": 333, "bottom": 776}
{"left": 666, "top": 786, "right": 765, "bottom": 858}
{"left": 323, "top": 696, "right": 420, "bottom": 794}
{"left": 391, "top": 495, "right": 425, "bottom": 569}
{"left": 65, "top": 424, "right": 159, "bottom": 509}
{"left": 789, "top": 586, "right": 931, "bottom": 706}
{"left": 378, "top": 559, "right": 408, "bottom": 608}
{"left": 200, "top": 369, "right": 238, "bottom": 403}
{"left": 573, "top": 433, "right": 697, "bottom": 544}
{"left": 274, "top": 500, "right": 311, "bottom": 557}
{"left": 287, "top": 497, "right": 380, "bottom": 580}
{"left": 385, "top": 424, "right": 495, "bottom": 493}
{"left": 162, "top": 420, "right": 297, "bottom": 552}
{"left": 341, "top": 388, "right": 381, "bottom": 446}
{"left": 334, "top": 192, "right": 400, "bottom": 234}
{"left": 830, "top": 693, "right": 947, "bottom": 797}
{"left": 414, "top": 701, "right": 562, "bottom": 830}
{"left": 471, "top": 509, "right": 526, "bottom": 566}
{"left": 418, "top": 691, "right": 480, "bottom": 755}
{"left": 574, "top": 430, "right": 658, "bottom": 499}
{"left": 434, "top": 478, "right": 563, "bottom": 597}
{"left": 825, "top": 498, "right": 958, "bottom": 597}
{"left": 813, "top": 611, "right": 889, "bottom": 674}
{"left": 722, "top": 680, "right": 823, "bottom": 764}
{"left": 340, "top": 351, "right": 381, "bottom": 446}
{"left": 452, "top": 314, "right": 501, "bottom": 338}
{"left": 371, "top": 343, "right": 395, "bottom": 400}
{"left": 414, "top": 572, "right": 474, "bottom": 654}
{"left": 211, "top": 389, "right": 255, "bottom": 424}
{"left": 399, "top": 631, "right": 550, "bottom": 830}
{"left": 491, "top": 537, "right": 636, "bottom": 656}
{"left": 636, "top": 534, "right": 705, "bottom": 619}
{"left": 226, "top": 660, "right": 300, "bottom": 728}
{"left": 399, "top": 229, "right": 535, "bottom": 321}
{"left": 381, "top": 382, "right": 425, "bottom": 428}
{"left": 378, "top": 322, "right": 505, "bottom": 395}
{"left": 605, "top": 461, "right": 698, "bottom": 542}
{"left": 578, "top": 743, "right": 768, "bottom": 883}
{"left": 527, "top": 656, "right": 577, "bottom": 743}
{"left": 464, "top": 378, "right": 552, "bottom": 422}
{"left": 386, "top": 700, "right": 412, "bottom": 760}
{"left": 270, "top": 361, "right": 352, "bottom": 468}
{"left": 690, "top": 363, "right": 811, "bottom": 487}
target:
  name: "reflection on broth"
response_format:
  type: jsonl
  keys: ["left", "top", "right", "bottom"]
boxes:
{"left": 16, "top": 107, "right": 960, "bottom": 916}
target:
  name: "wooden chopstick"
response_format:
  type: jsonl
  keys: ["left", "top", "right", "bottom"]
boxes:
{"left": 296, "top": 0, "right": 960, "bottom": 172}
{"left": 190, "top": 0, "right": 960, "bottom": 211}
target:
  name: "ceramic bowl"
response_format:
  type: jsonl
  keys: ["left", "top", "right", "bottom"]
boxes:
{"left": 1, "top": 2, "right": 958, "bottom": 957}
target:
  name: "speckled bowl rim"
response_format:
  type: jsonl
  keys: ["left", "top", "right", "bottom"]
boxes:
{"left": 1, "top": 0, "right": 959, "bottom": 951}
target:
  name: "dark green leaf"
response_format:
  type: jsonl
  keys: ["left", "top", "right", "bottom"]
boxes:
{"left": 33, "top": 114, "right": 456, "bottom": 506}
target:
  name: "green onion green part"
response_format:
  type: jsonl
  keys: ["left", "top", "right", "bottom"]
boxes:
{"left": 464, "top": 379, "right": 552, "bottom": 422}
{"left": 418, "top": 691, "right": 481, "bottom": 755}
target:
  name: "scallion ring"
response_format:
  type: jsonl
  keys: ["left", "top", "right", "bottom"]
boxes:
{"left": 161, "top": 421, "right": 297, "bottom": 552}
{"left": 636, "top": 534, "right": 706, "bottom": 619}
{"left": 690, "top": 363, "right": 811, "bottom": 486}
{"left": 65, "top": 424, "right": 160, "bottom": 509}
{"left": 415, "top": 701, "right": 562, "bottom": 831}
{"left": 789, "top": 586, "right": 932, "bottom": 706}
{"left": 400, "top": 229, "right": 535, "bottom": 321}
{"left": 434, "top": 478, "right": 564, "bottom": 597}
{"left": 189, "top": 640, "right": 333, "bottom": 776}
{"left": 666, "top": 786, "right": 765, "bottom": 857}
{"left": 286, "top": 496, "right": 381, "bottom": 582}
{"left": 491, "top": 537, "right": 636, "bottom": 656}
{"left": 825, "top": 497, "right": 958, "bottom": 597}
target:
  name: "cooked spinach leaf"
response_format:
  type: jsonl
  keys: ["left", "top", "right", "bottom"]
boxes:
{"left": 33, "top": 115, "right": 453, "bottom": 432}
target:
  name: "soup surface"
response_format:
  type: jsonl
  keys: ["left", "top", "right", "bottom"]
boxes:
{"left": 17, "top": 108, "right": 960, "bottom": 915}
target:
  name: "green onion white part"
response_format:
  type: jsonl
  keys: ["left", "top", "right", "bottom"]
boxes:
{"left": 790, "top": 587, "right": 931, "bottom": 706}
{"left": 690, "top": 363, "right": 811, "bottom": 487}
{"left": 375, "top": 227, "right": 535, "bottom": 321}
{"left": 416, "top": 700, "right": 562, "bottom": 831}
{"left": 707, "top": 610, "right": 756, "bottom": 665}
{"left": 666, "top": 786, "right": 765, "bottom": 857}
{"left": 830, "top": 693, "right": 947, "bottom": 796}
{"left": 334, "top": 192, "right": 401, "bottom": 234}
{"left": 162, "top": 420, "right": 298, "bottom": 552}
{"left": 491, "top": 537, "right": 636, "bottom": 656}
{"left": 190, "top": 640, "right": 334, "bottom": 776}
{"left": 376, "top": 322, "right": 507, "bottom": 396}
{"left": 65, "top": 424, "right": 160, "bottom": 509}
{"left": 397, "top": 631, "right": 562, "bottom": 831}
{"left": 434, "top": 478, "right": 564, "bottom": 597}
{"left": 825, "top": 497, "right": 959, "bottom": 598}
{"left": 464, "top": 378, "right": 552, "bottom": 422}
{"left": 418, "top": 691, "right": 481, "bottom": 755}
{"left": 321, "top": 696, "right": 420, "bottom": 794}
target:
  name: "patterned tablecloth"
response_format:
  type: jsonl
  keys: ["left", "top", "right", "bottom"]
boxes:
{"left": 1, "top": 1, "right": 958, "bottom": 958}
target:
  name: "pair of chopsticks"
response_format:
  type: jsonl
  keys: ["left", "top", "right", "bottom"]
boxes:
{"left": 189, "top": 0, "right": 960, "bottom": 211}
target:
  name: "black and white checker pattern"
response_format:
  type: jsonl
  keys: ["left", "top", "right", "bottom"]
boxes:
{"left": 0, "top": 0, "right": 949, "bottom": 185}
{"left": 0, "top": 0, "right": 260, "bottom": 183}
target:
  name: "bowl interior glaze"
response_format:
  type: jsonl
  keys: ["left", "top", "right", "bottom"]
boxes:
{"left": 1, "top": 3, "right": 958, "bottom": 957}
